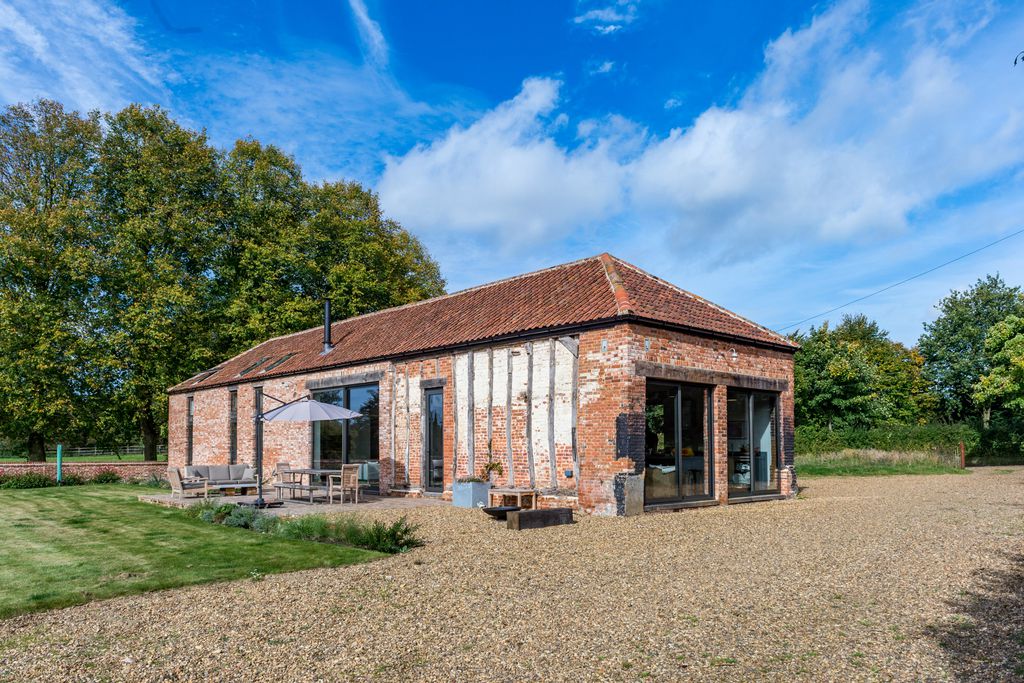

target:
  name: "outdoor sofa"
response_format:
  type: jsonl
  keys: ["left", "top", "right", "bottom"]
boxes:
{"left": 167, "top": 464, "right": 258, "bottom": 499}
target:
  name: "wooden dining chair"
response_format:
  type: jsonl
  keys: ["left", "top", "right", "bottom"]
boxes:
{"left": 328, "top": 464, "right": 360, "bottom": 504}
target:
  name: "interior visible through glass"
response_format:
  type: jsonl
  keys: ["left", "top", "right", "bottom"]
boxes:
{"left": 728, "top": 389, "right": 778, "bottom": 496}
{"left": 644, "top": 382, "right": 710, "bottom": 502}
{"left": 312, "top": 384, "right": 379, "bottom": 480}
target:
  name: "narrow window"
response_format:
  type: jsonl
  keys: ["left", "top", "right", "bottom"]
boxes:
{"left": 254, "top": 386, "right": 264, "bottom": 464}
{"left": 186, "top": 396, "right": 195, "bottom": 465}
{"left": 228, "top": 390, "right": 238, "bottom": 465}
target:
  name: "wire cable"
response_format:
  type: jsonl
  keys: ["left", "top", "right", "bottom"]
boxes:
{"left": 776, "top": 226, "right": 1024, "bottom": 332}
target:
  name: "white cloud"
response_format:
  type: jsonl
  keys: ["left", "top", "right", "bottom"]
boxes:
{"left": 379, "top": 0, "right": 1024, "bottom": 269}
{"left": 573, "top": 1, "right": 640, "bottom": 35}
{"left": 0, "top": 0, "right": 165, "bottom": 111}
{"left": 347, "top": 0, "right": 389, "bottom": 69}
{"left": 377, "top": 78, "right": 627, "bottom": 248}
{"left": 663, "top": 97, "right": 682, "bottom": 110}
{"left": 591, "top": 60, "right": 616, "bottom": 75}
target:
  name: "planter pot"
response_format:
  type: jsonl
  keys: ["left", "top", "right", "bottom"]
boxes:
{"left": 453, "top": 480, "right": 490, "bottom": 508}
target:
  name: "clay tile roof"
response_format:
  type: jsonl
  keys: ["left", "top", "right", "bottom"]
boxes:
{"left": 170, "top": 253, "right": 795, "bottom": 393}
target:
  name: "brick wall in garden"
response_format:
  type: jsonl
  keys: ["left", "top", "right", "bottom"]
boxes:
{"left": 0, "top": 461, "right": 167, "bottom": 481}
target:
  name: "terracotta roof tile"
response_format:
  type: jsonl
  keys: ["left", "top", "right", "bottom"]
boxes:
{"left": 171, "top": 254, "right": 795, "bottom": 393}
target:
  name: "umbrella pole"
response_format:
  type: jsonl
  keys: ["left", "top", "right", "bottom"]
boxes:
{"left": 254, "top": 413, "right": 265, "bottom": 507}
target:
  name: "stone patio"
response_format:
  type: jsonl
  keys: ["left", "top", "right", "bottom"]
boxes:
{"left": 138, "top": 491, "right": 449, "bottom": 516}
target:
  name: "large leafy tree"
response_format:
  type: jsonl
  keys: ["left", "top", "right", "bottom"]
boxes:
{"left": 832, "top": 314, "right": 935, "bottom": 423}
{"left": 974, "top": 315, "right": 1024, "bottom": 416}
{"left": 792, "top": 322, "right": 880, "bottom": 429}
{"left": 93, "top": 106, "right": 224, "bottom": 460}
{"left": 217, "top": 143, "right": 445, "bottom": 354}
{"left": 918, "top": 275, "right": 1024, "bottom": 423}
{"left": 0, "top": 101, "right": 103, "bottom": 460}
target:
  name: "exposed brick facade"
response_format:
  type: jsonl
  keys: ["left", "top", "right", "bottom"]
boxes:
{"left": 169, "top": 321, "right": 794, "bottom": 516}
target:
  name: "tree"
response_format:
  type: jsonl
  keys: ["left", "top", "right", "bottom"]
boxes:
{"left": 792, "top": 322, "right": 880, "bottom": 429}
{"left": 0, "top": 101, "right": 103, "bottom": 460}
{"left": 974, "top": 315, "right": 1024, "bottom": 416}
{"left": 918, "top": 275, "right": 1024, "bottom": 423}
{"left": 832, "top": 314, "right": 935, "bottom": 423}
{"left": 93, "top": 105, "right": 224, "bottom": 460}
{"left": 216, "top": 143, "right": 445, "bottom": 354}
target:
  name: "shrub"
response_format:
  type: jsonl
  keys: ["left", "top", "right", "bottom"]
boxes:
{"left": 794, "top": 423, "right": 978, "bottom": 456}
{"left": 275, "top": 514, "right": 336, "bottom": 543}
{"left": 0, "top": 472, "right": 55, "bottom": 489}
{"left": 223, "top": 505, "right": 258, "bottom": 529}
{"left": 183, "top": 499, "right": 216, "bottom": 519}
{"left": 138, "top": 473, "right": 169, "bottom": 489}
{"left": 456, "top": 476, "right": 486, "bottom": 483}
{"left": 340, "top": 516, "right": 423, "bottom": 554}
{"left": 90, "top": 470, "right": 122, "bottom": 484}
{"left": 60, "top": 473, "right": 87, "bottom": 486}
{"left": 251, "top": 513, "right": 280, "bottom": 534}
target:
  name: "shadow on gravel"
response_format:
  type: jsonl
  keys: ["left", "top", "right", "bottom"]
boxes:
{"left": 930, "top": 550, "right": 1024, "bottom": 682}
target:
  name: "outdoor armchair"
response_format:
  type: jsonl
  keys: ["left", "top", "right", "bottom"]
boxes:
{"left": 167, "top": 467, "right": 208, "bottom": 500}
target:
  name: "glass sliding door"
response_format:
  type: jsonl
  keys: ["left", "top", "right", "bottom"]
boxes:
{"left": 727, "top": 389, "right": 779, "bottom": 497}
{"left": 644, "top": 382, "right": 712, "bottom": 503}
{"left": 424, "top": 388, "right": 444, "bottom": 492}
{"left": 312, "top": 383, "right": 380, "bottom": 483}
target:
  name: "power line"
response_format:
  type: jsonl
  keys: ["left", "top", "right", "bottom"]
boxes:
{"left": 776, "top": 226, "right": 1024, "bottom": 332}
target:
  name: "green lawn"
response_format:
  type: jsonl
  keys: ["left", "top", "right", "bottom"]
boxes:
{"left": 0, "top": 486, "right": 381, "bottom": 618}
{"left": 796, "top": 453, "right": 968, "bottom": 478}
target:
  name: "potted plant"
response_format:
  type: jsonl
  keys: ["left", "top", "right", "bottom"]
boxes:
{"left": 452, "top": 476, "right": 490, "bottom": 508}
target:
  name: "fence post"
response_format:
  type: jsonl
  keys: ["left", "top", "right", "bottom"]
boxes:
{"left": 959, "top": 441, "right": 966, "bottom": 469}
{"left": 56, "top": 444, "right": 63, "bottom": 483}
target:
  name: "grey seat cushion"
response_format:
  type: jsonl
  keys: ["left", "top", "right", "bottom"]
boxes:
{"left": 185, "top": 466, "right": 209, "bottom": 479}
{"left": 242, "top": 467, "right": 255, "bottom": 480}
{"left": 229, "top": 464, "right": 247, "bottom": 479}
{"left": 208, "top": 465, "right": 231, "bottom": 482}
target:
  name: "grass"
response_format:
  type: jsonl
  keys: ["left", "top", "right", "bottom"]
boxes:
{"left": 0, "top": 485, "right": 381, "bottom": 618}
{"left": 796, "top": 448, "right": 968, "bottom": 478}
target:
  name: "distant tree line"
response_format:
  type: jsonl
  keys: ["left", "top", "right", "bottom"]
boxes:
{"left": 0, "top": 100, "right": 445, "bottom": 461}
{"left": 792, "top": 275, "right": 1024, "bottom": 459}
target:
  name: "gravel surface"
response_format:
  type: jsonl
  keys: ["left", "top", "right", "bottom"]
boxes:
{"left": 2, "top": 467, "right": 1023, "bottom": 682}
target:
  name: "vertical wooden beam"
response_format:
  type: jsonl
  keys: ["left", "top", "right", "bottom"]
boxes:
{"left": 486, "top": 348, "right": 494, "bottom": 465}
{"left": 467, "top": 351, "right": 475, "bottom": 475}
{"left": 404, "top": 367, "right": 411, "bottom": 487}
{"left": 526, "top": 341, "right": 536, "bottom": 489}
{"left": 389, "top": 363, "right": 398, "bottom": 485}
{"left": 571, "top": 339, "right": 580, "bottom": 482}
{"left": 505, "top": 347, "right": 514, "bottom": 487}
{"left": 451, "top": 354, "right": 458, "bottom": 481}
{"left": 548, "top": 338, "right": 557, "bottom": 490}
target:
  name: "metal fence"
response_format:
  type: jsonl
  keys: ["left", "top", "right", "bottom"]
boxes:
{"left": 0, "top": 444, "right": 168, "bottom": 461}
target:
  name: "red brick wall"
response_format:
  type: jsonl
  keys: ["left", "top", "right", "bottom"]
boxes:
{"left": 0, "top": 461, "right": 167, "bottom": 481}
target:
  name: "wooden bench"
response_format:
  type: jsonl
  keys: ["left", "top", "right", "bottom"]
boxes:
{"left": 488, "top": 488, "right": 538, "bottom": 510}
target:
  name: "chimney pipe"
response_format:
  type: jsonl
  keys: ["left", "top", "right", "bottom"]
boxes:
{"left": 322, "top": 299, "right": 333, "bottom": 354}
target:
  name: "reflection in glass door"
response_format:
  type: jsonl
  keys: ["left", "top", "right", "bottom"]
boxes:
{"left": 727, "top": 390, "right": 778, "bottom": 496}
{"left": 424, "top": 389, "right": 444, "bottom": 492}
{"left": 644, "top": 382, "right": 712, "bottom": 503}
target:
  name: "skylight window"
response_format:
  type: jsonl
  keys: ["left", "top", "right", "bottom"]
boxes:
{"left": 261, "top": 353, "right": 296, "bottom": 374}
{"left": 191, "top": 368, "right": 220, "bottom": 385}
{"left": 237, "top": 356, "right": 270, "bottom": 377}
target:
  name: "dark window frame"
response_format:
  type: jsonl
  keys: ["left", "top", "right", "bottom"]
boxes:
{"left": 726, "top": 388, "right": 781, "bottom": 498}
{"left": 643, "top": 380, "right": 716, "bottom": 504}
{"left": 186, "top": 396, "right": 195, "bottom": 465}
{"left": 311, "top": 381, "right": 380, "bottom": 466}
{"left": 228, "top": 390, "right": 238, "bottom": 465}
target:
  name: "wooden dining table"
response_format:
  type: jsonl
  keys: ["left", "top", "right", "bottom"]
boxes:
{"left": 276, "top": 468, "right": 342, "bottom": 503}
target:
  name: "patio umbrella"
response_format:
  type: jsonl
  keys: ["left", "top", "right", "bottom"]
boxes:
{"left": 249, "top": 396, "right": 362, "bottom": 507}
{"left": 262, "top": 397, "right": 362, "bottom": 422}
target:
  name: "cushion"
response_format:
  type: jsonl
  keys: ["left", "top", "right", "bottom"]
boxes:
{"left": 186, "top": 466, "right": 209, "bottom": 479}
{"left": 241, "top": 468, "right": 256, "bottom": 481}
{"left": 229, "top": 464, "right": 246, "bottom": 479}
{"left": 208, "top": 465, "right": 231, "bottom": 482}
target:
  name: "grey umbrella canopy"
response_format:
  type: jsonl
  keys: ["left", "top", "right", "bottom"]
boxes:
{"left": 261, "top": 397, "right": 362, "bottom": 422}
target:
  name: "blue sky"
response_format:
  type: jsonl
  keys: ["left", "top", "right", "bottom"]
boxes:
{"left": 2, "top": 0, "right": 1024, "bottom": 344}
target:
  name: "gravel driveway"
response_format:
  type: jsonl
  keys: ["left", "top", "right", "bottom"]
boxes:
{"left": 2, "top": 467, "right": 1023, "bottom": 682}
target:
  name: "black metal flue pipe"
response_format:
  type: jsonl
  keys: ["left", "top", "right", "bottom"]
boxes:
{"left": 323, "top": 299, "right": 333, "bottom": 354}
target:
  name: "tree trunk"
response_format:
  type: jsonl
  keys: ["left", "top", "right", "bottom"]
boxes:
{"left": 141, "top": 407, "right": 159, "bottom": 462}
{"left": 27, "top": 432, "right": 46, "bottom": 462}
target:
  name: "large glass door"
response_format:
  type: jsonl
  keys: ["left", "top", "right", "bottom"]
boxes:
{"left": 644, "top": 382, "right": 712, "bottom": 503}
{"left": 424, "top": 388, "right": 444, "bottom": 492}
{"left": 727, "top": 389, "right": 779, "bottom": 497}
